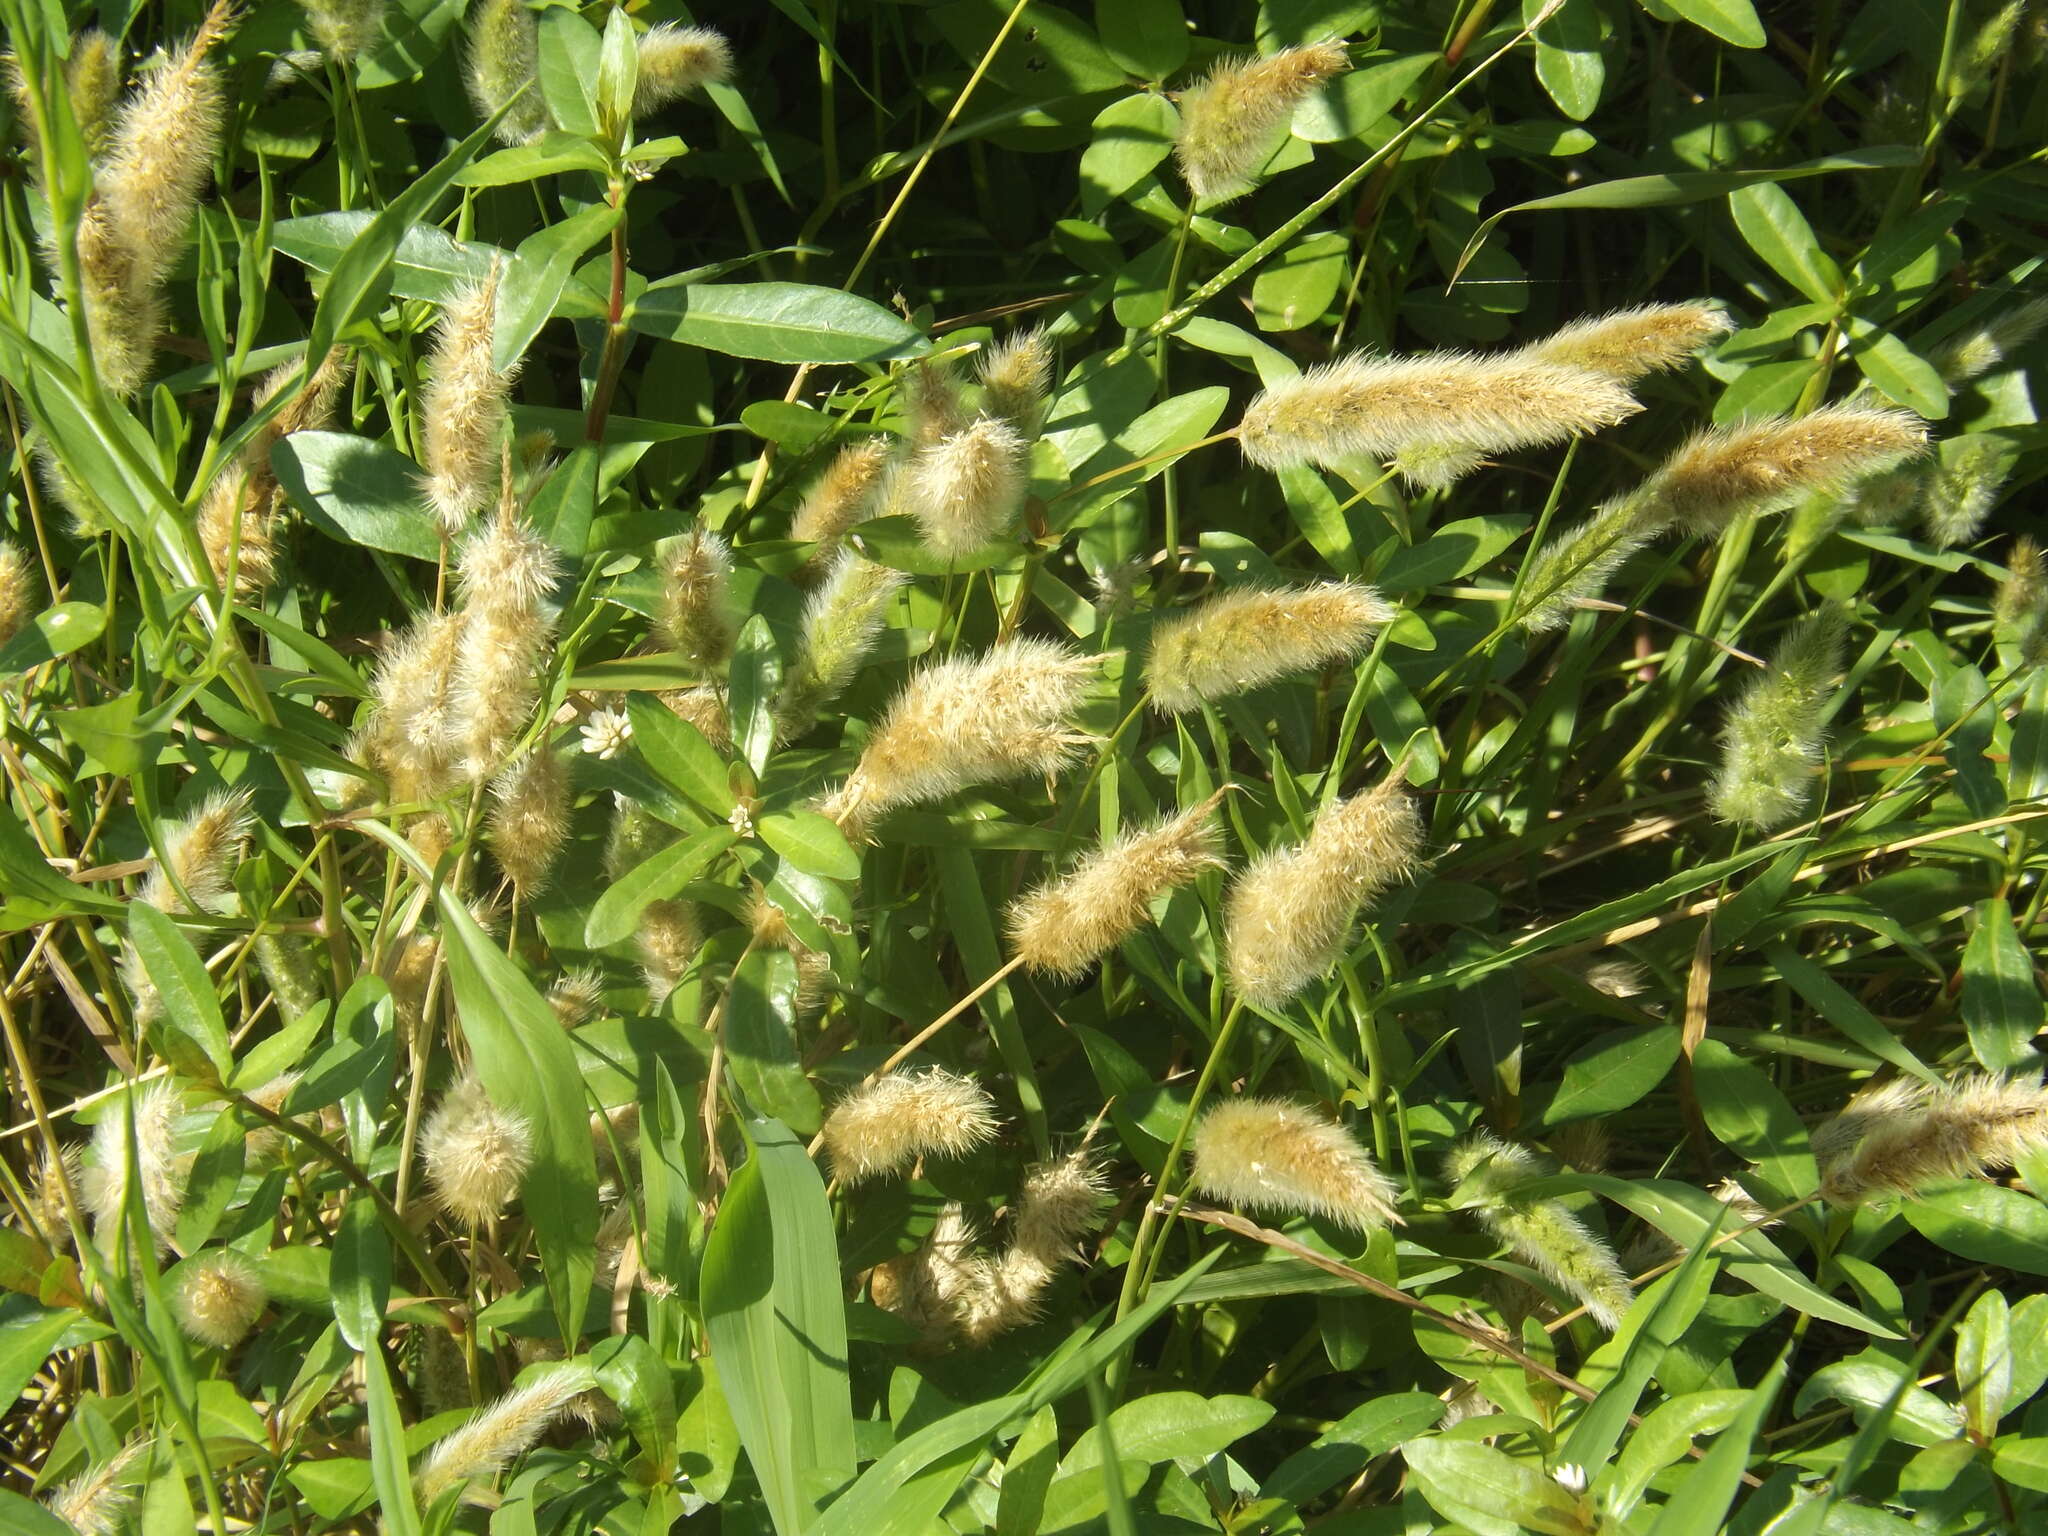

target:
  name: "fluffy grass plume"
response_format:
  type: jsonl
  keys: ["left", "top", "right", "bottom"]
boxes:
{"left": 422, "top": 1075, "right": 534, "bottom": 1226}
{"left": 142, "top": 787, "right": 255, "bottom": 914}
{"left": 465, "top": 0, "right": 549, "bottom": 143}
{"left": 1224, "top": 771, "right": 1423, "bottom": 1009}
{"left": 1445, "top": 1132, "right": 1633, "bottom": 1331}
{"left": 1007, "top": 794, "right": 1226, "bottom": 979}
{"left": 422, "top": 269, "right": 517, "bottom": 537}
{"left": 1637, "top": 406, "right": 1929, "bottom": 534}
{"left": 1815, "top": 1073, "right": 2048, "bottom": 1205}
{"left": 1173, "top": 41, "right": 1351, "bottom": 203}
{"left": 1190, "top": 1098, "right": 1402, "bottom": 1231}
{"left": 1524, "top": 302, "right": 1733, "bottom": 382}
{"left": 822, "top": 637, "right": 1099, "bottom": 833}
{"left": 1238, "top": 352, "right": 1640, "bottom": 472}
{"left": 776, "top": 552, "right": 907, "bottom": 738}
{"left": 1147, "top": 581, "right": 1392, "bottom": 713}
{"left": 977, "top": 326, "right": 1055, "bottom": 434}
{"left": 1920, "top": 434, "right": 2011, "bottom": 548}
{"left": 415, "top": 1364, "right": 595, "bottom": 1503}
{"left": 448, "top": 495, "right": 562, "bottom": 777}
{"left": 299, "top": 0, "right": 386, "bottom": 61}
{"left": 43, "top": 1440, "right": 146, "bottom": 1535}
{"left": 1707, "top": 612, "right": 1844, "bottom": 831}
{"left": 171, "top": 1249, "right": 268, "bottom": 1348}
{"left": 84, "top": 1078, "right": 184, "bottom": 1250}
{"left": 362, "top": 608, "right": 466, "bottom": 799}
{"left": 656, "top": 527, "right": 738, "bottom": 673}
{"left": 1995, "top": 536, "right": 2048, "bottom": 666}
{"left": 487, "top": 747, "right": 570, "bottom": 896}
{"left": 0, "top": 542, "right": 38, "bottom": 648}
{"left": 821, "top": 1068, "right": 999, "bottom": 1184}
{"left": 198, "top": 350, "right": 353, "bottom": 593}
{"left": 633, "top": 23, "right": 731, "bottom": 116}
{"left": 791, "top": 438, "right": 892, "bottom": 561}
{"left": 905, "top": 415, "right": 1029, "bottom": 560}
{"left": 1515, "top": 496, "right": 1662, "bottom": 634}
{"left": 1932, "top": 295, "right": 2048, "bottom": 383}
{"left": 636, "top": 898, "right": 702, "bottom": 1003}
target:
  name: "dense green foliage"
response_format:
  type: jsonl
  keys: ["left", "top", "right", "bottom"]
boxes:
{"left": 2, "top": 0, "right": 2047, "bottom": 1532}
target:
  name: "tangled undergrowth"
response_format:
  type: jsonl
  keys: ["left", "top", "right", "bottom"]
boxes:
{"left": 1, "top": 0, "right": 2046, "bottom": 1532}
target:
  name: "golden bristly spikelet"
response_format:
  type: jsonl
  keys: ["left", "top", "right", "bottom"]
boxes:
{"left": 905, "top": 359, "right": 969, "bottom": 448}
{"left": 791, "top": 438, "right": 892, "bottom": 565}
{"left": 821, "top": 1068, "right": 999, "bottom": 1184}
{"left": 6, "top": 30, "right": 122, "bottom": 174}
{"left": 1007, "top": 794, "right": 1226, "bottom": 979}
{"left": 1238, "top": 352, "right": 1641, "bottom": 472}
{"left": 662, "top": 683, "right": 731, "bottom": 750}
{"left": 415, "top": 1364, "right": 594, "bottom": 1504}
{"left": 421, "top": 1075, "right": 534, "bottom": 1226}
{"left": 1147, "top": 580, "right": 1392, "bottom": 713}
{"left": 636, "top": 898, "right": 701, "bottom": 1004}
{"left": 20, "top": 1140, "right": 83, "bottom": 1244}
{"left": 422, "top": 268, "right": 517, "bottom": 538}
{"left": 198, "top": 350, "right": 354, "bottom": 593}
{"left": 1445, "top": 1132, "right": 1632, "bottom": 1331}
{"left": 1994, "top": 535, "right": 2048, "bottom": 667}
{"left": 1173, "top": 41, "right": 1351, "bottom": 204}
{"left": 448, "top": 495, "right": 562, "bottom": 778}
{"left": 905, "top": 415, "right": 1029, "bottom": 561}
{"left": 1523, "top": 303, "right": 1733, "bottom": 383}
{"left": 84, "top": 1078, "right": 184, "bottom": 1250}
{"left": 465, "top": 0, "right": 549, "bottom": 143}
{"left": 299, "top": 0, "right": 387, "bottom": 62}
{"left": 1515, "top": 495, "right": 1661, "bottom": 635}
{"left": 1636, "top": 406, "right": 1930, "bottom": 535}
{"left": 655, "top": 527, "right": 737, "bottom": 673}
{"left": 777, "top": 551, "right": 908, "bottom": 740}
{"left": 978, "top": 327, "right": 1055, "bottom": 435}
{"left": 1707, "top": 611, "right": 1845, "bottom": 831}
{"left": 1815, "top": 1072, "right": 2048, "bottom": 1205}
{"left": 868, "top": 1202, "right": 980, "bottom": 1342}
{"left": 43, "top": 1439, "right": 146, "bottom": 1536}
{"left": 171, "top": 1248, "right": 268, "bottom": 1348}
{"left": 821, "top": 637, "right": 1101, "bottom": 834}
{"left": 71, "top": 4, "right": 230, "bottom": 397}
{"left": 957, "top": 1153, "right": 1112, "bottom": 1344}
{"left": 1190, "top": 1098, "right": 1401, "bottom": 1231}
{"left": 142, "top": 787, "right": 256, "bottom": 913}
{"left": 1920, "top": 434, "right": 2012, "bottom": 549}
{"left": 366, "top": 608, "right": 466, "bottom": 799}
{"left": 0, "top": 541, "right": 40, "bottom": 647}
{"left": 1932, "top": 296, "right": 2048, "bottom": 384}
{"left": 632, "top": 22, "right": 731, "bottom": 116}
{"left": 486, "top": 746, "right": 569, "bottom": 897}
{"left": 1224, "top": 771, "right": 1423, "bottom": 1010}
{"left": 1387, "top": 441, "right": 1490, "bottom": 491}
{"left": 547, "top": 968, "right": 605, "bottom": 1028}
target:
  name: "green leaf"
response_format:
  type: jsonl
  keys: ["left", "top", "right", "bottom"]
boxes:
{"left": 271, "top": 431, "right": 437, "bottom": 562}
{"left": 1961, "top": 897, "right": 2043, "bottom": 1072}
{"left": 1658, "top": 0, "right": 1765, "bottom": 47}
{"left": 1729, "top": 182, "right": 1840, "bottom": 304}
{"left": 1766, "top": 944, "right": 1939, "bottom": 1083}
{"left": 537, "top": 5, "right": 603, "bottom": 138}
{"left": 593, "top": 1333, "right": 678, "bottom": 1479}
{"left": 1251, "top": 231, "right": 1350, "bottom": 333}
{"left": 1537, "top": 1023, "right": 1680, "bottom": 1126}
{"left": 1903, "top": 1183, "right": 2048, "bottom": 1275}
{"left": 362, "top": 1340, "right": 423, "bottom": 1536}
{"left": 1259, "top": 1393, "right": 1443, "bottom": 1506}
{"left": 0, "top": 1491, "right": 73, "bottom": 1536}
{"left": 1687, "top": 1037, "right": 1818, "bottom": 1199}
{"left": 629, "top": 282, "right": 926, "bottom": 364}
{"left": 1845, "top": 314, "right": 1949, "bottom": 418}
{"left": 1956, "top": 1290, "right": 2012, "bottom": 1441}
{"left": 1292, "top": 52, "right": 1436, "bottom": 142}
{"left": 128, "top": 903, "right": 233, "bottom": 1084}
{"left": 583, "top": 823, "right": 739, "bottom": 949}
{"left": 172, "top": 1105, "right": 246, "bottom": 1253}
{"left": 1060, "top": 1391, "right": 1276, "bottom": 1476}
{"left": 730, "top": 613, "right": 784, "bottom": 777}
{"left": 0, "top": 798, "right": 123, "bottom": 930}
{"left": 594, "top": 5, "right": 639, "bottom": 141}
{"left": 724, "top": 947, "right": 822, "bottom": 1134}
{"left": 495, "top": 203, "right": 621, "bottom": 372}
{"left": 1378, "top": 516, "right": 1526, "bottom": 591}
{"left": 0, "top": 601, "right": 104, "bottom": 676}
{"left": 997, "top": 1405, "right": 1061, "bottom": 1536}
{"left": 1994, "top": 1438, "right": 2048, "bottom": 1494}
{"left": 1094, "top": 0, "right": 1188, "bottom": 78}
{"left": 1402, "top": 1439, "right": 1585, "bottom": 1536}
{"left": 758, "top": 810, "right": 861, "bottom": 882}
{"left": 1644, "top": 1351, "right": 1789, "bottom": 1536}
{"left": 628, "top": 692, "right": 737, "bottom": 817}
{"left": 702, "top": 1118, "right": 857, "bottom": 1536}
{"left": 437, "top": 889, "right": 600, "bottom": 1346}
{"left": 1056, "top": 386, "right": 1231, "bottom": 530}
{"left": 0, "top": 1305, "right": 96, "bottom": 1413}
{"left": 1530, "top": 0, "right": 1605, "bottom": 120}
{"left": 272, "top": 213, "right": 505, "bottom": 303}
{"left": 1079, "top": 93, "right": 1179, "bottom": 208}
{"left": 330, "top": 1195, "right": 390, "bottom": 1354}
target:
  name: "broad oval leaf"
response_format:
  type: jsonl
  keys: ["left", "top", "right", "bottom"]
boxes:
{"left": 0, "top": 602, "right": 104, "bottom": 676}
{"left": 630, "top": 282, "right": 926, "bottom": 364}
{"left": 272, "top": 431, "right": 438, "bottom": 562}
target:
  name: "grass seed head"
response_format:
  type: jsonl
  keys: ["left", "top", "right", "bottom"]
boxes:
{"left": 171, "top": 1248, "right": 268, "bottom": 1348}
{"left": 1920, "top": 434, "right": 2013, "bottom": 549}
{"left": 1007, "top": 795, "right": 1226, "bottom": 979}
{"left": 415, "top": 1365, "right": 593, "bottom": 1503}
{"left": 905, "top": 415, "right": 1028, "bottom": 561}
{"left": 0, "top": 542, "right": 39, "bottom": 648}
{"left": 1147, "top": 581, "right": 1392, "bottom": 713}
{"left": 1190, "top": 1098, "right": 1402, "bottom": 1231}
{"left": 465, "top": 0, "right": 550, "bottom": 143}
{"left": 487, "top": 747, "right": 570, "bottom": 896}
{"left": 1224, "top": 772, "right": 1423, "bottom": 1009}
{"left": 547, "top": 968, "right": 606, "bottom": 1028}
{"left": 656, "top": 528, "right": 737, "bottom": 673}
{"left": 143, "top": 787, "right": 256, "bottom": 914}
{"left": 777, "top": 552, "right": 909, "bottom": 740}
{"left": 1238, "top": 352, "right": 1640, "bottom": 472}
{"left": 299, "top": 0, "right": 386, "bottom": 61}
{"left": 1173, "top": 41, "right": 1351, "bottom": 204}
{"left": 44, "top": 1439, "right": 146, "bottom": 1536}
{"left": 422, "top": 1075, "right": 534, "bottom": 1226}
{"left": 423, "top": 270, "right": 517, "bottom": 538}
{"left": 791, "top": 438, "right": 893, "bottom": 563}
{"left": 1640, "top": 406, "right": 1929, "bottom": 535}
{"left": 1994, "top": 535, "right": 2048, "bottom": 667}
{"left": 84, "top": 1078, "right": 185, "bottom": 1250}
{"left": 636, "top": 899, "right": 702, "bottom": 1003}
{"left": 1932, "top": 296, "right": 2048, "bottom": 384}
{"left": 977, "top": 327, "right": 1055, "bottom": 435}
{"left": 1524, "top": 302, "right": 1732, "bottom": 382}
{"left": 822, "top": 1068, "right": 999, "bottom": 1184}
{"left": 633, "top": 23, "right": 731, "bottom": 116}
{"left": 823, "top": 637, "right": 1100, "bottom": 834}
{"left": 1707, "top": 611, "right": 1844, "bottom": 831}
{"left": 1816, "top": 1072, "right": 2048, "bottom": 1205}
{"left": 1446, "top": 1132, "right": 1632, "bottom": 1330}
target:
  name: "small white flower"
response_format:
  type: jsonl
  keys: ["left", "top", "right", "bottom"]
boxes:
{"left": 581, "top": 706, "right": 633, "bottom": 760}
{"left": 727, "top": 801, "right": 755, "bottom": 838}
{"left": 1553, "top": 1463, "right": 1588, "bottom": 1495}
